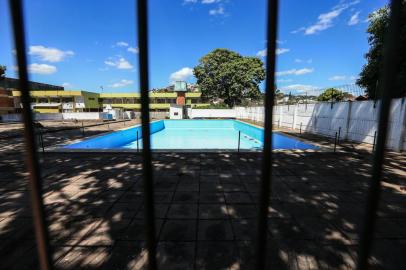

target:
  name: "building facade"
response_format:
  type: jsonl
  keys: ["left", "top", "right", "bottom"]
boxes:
{"left": 0, "top": 88, "right": 15, "bottom": 115}
{"left": 11, "top": 89, "right": 209, "bottom": 113}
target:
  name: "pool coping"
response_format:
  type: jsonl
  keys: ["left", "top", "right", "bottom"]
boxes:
{"left": 46, "top": 119, "right": 329, "bottom": 153}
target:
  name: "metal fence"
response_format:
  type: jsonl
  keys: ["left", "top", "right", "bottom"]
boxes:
{"left": 7, "top": 0, "right": 403, "bottom": 269}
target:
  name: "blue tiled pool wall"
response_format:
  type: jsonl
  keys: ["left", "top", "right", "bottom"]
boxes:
{"left": 66, "top": 120, "right": 164, "bottom": 149}
{"left": 233, "top": 120, "right": 264, "bottom": 142}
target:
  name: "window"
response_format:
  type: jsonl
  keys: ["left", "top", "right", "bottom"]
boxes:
{"left": 62, "top": 97, "right": 74, "bottom": 103}
{"left": 50, "top": 98, "right": 60, "bottom": 103}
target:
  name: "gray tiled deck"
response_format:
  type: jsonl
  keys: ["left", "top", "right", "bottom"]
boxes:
{"left": 0, "top": 149, "right": 405, "bottom": 269}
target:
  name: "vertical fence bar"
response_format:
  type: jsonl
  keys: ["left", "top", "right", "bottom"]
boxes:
{"left": 372, "top": 130, "right": 377, "bottom": 152}
{"left": 237, "top": 131, "right": 241, "bottom": 152}
{"left": 256, "top": 0, "right": 279, "bottom": 269}
{"left": 40, "top": 132, "right": 45, "bottom": 153}
{"left": 338, "top": 126, "right": 341, "bottom": 145}
{"left": 136, "top": 0, "right": 157, "bottom": 269}
{"left": 137, "top": 130, "right": 139, "bottom": 152}
{"left": 8, "top": 1, "right": 53, "bottom": 269}
{"left": 356, "top": 0, "right": 403, "bottom": 269}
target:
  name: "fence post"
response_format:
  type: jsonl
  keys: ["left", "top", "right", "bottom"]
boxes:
{"left": 395, "top": 98, "right": 406, "bottom": 151}
{"left": 237, "top": 131, "right": 241, "bottom": 152}
{"left": 81, "top": 121, "right": 85, "bottom": 137}
{"left": 345, "top": 101, "right": 352, "bottom": 140}
{"left": 338, "top": 126, "right": 342, "bottom": 144}
{"left": 334, "top": 132, "right": 338, "bottom": 152}
{"left": 299, "top": 122, "right": 302, "bottom": 134}
{"left": 292, "top": 104, "right": 298, "bottom": 130}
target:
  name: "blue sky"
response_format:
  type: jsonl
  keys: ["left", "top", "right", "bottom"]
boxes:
{"left": 0, "top": 0, "right": 388, "bottom": 93}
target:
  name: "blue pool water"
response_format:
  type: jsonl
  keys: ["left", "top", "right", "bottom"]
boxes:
{"left": 64, "top": 120, "right": 317, "bottom": 150}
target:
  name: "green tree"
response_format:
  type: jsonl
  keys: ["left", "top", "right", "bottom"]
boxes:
{"left": 317, "top": 88, "right": 350, "bottom": 102}
{"left": 193, "top": 49, "right": 265, "bottom": 108}
{"left": 0, "top": 65, "right": 6, "bottom": 81}
{"left": 357, "top": 4, "right": 406, "bottom": 98}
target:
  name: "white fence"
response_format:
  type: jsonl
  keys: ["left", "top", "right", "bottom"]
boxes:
{"left": 236, "top": 98, "right": 406, "bottom": 151}
{"left": 188, "top": 109, "right": 237, "bottom": 119}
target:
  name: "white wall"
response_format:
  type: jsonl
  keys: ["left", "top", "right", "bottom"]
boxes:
{"left": 170, "top": 106, "right": 183, "bottom": 119}
{"left": 235, "top": 98, "right": 406, "bottom": 151}
{"left": 62, "top": 112, "right": 102, "bottom": 120}
{"left": 189, "top": 109, "right": 237, "bottom": 119}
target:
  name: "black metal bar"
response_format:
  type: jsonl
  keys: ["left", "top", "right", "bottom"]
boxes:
{"left": 8, "top": 1, "right": 53, "bottom": 269}
{"left": 136, "top": 0, "right": 157, "bottom": 269}
{"left": 356, "top": 0, "right": 403, "bottom": 268}
{"left": 40, "top": 132, "right": 45, "bottom": 153}
{"left": 372, "top": 130, "right": 377, "bottom": 152}
{"left": 299, "top": 122, "right": 302, "bottom": 134}
{"left": 334, "top": 132, "right": 338, "bottom": 152}
{"left": 237, "top": 131, "right": 241, "bottom": 152}
{"left": 137, "top": 130, "right": 139, "bottom": 152}
{"left": 338, "top": 126, "right": 341, "bottom": 145}
{"left": 256, "top": 0, "right": 279, "bottom": 269}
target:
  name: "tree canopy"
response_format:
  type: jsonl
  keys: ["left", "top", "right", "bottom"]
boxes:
{"left": 193, "top": 49, "right": 265, "bottom": 108}
{"left": 357, "top": 3, "right": 406, "bottom": 98}
{"left": 0, "top": 65, "right": 6, "bottom": 81}
{"left": 317, "top": 88, "right": 352, "bottom": 102}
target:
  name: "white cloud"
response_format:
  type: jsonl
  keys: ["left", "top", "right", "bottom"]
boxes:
{"left": 28, "top": 63, "right": 57, "bottom": 75}
{"left": 209, "top": 6, "right": 224, "bottom": 15}
{"left": 184, "top": 0, "right": 218, "bottom": 4}
{"left": 277, "top": 79, "right": 293, "bottom": 83}
{"left": 256, "top": 49, "right": 267, "bottom": 57}
{"left": 279, "top": 84, "right": 319, "bottom": 93}
{"left": 276, "top": 48, "right": 290, "bottom": 55}
{"left": 116, "top": 41, "right": 129, "bottom": 47}
{"left": 109, "top": 79, "right": 134, "bottom": 88}
{"left": 256, "top": 48, "right": 290, "bottom": 57}
{"left": 294, "top": 58, "right": 313, "bottom": 63}
{"left": 329, "top": 75, "right": 347, "bottom": 81}
{"left": 62, "top": 82, "right": 72, "bottom": 88}
{"left": 128, "top": 47, "right": 139, "bottom": 54}
{"left": 104, "top": 57, "right": 133, "bottom": 69}
{"left": 329, "top": 75, "right": 357, "bottom": 81}
{"left": 293, "top": 1, "right": 360, "bottom": 35}
{"left": 28, "top": 45, "right": 74, "bottom": 62}
{"left": 202, "top": 0, "right": 219, "bottom": 3}
{"left": 276, "top": 68, "right": 314, "bottom": 76}
{"left": 348, "top": 11, "right": 360, "bottom": 25}
{"left": 305, "top": 9, "right": 344, "bottom": 35}
{"left": 170, "top": 67, "right": 194, "bottom": 82}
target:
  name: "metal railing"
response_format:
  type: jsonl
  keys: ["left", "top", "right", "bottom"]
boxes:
{"left": 7, "top": 0, "right": 403, "bottom": 269}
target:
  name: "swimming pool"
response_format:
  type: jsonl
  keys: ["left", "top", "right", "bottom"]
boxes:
{"left": 64, "top": 120, "right": 317, "bottom": 150}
